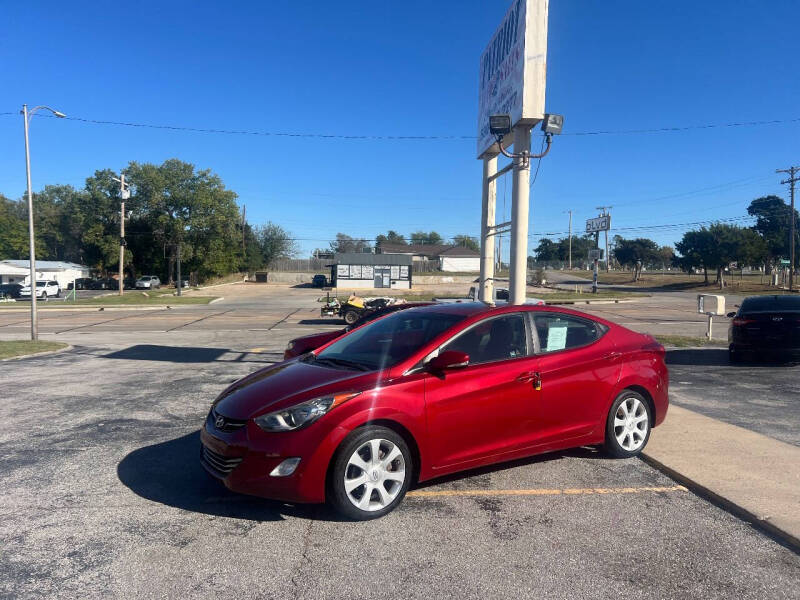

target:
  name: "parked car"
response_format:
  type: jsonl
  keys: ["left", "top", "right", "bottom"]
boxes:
{"left": 123, "top": 277, "right": 137, "bottom": 290}
{"left": 312, "top": 274, "right": 327, "bottom": 288}
{"left": 202, "top": 302, "right": 668, "bottom": 520}
{"left": 174, "top": 278, "right": 190, "bottom": 288}
{"left": 20, "top": 280, "right": 60, "bottom": 299}
{"left": 0, "top": 283, "right": 23, "bottom": 299}
{"left": 284, "top": 302, "right": 434, "bottom": 359}
{"left": 87, "top": 278, "right": 117, "bottom": 290}
{"left": 728, "top": 294, "right": 800, "bottom": 362}
{"left": 67, "top": 277, "right": 94, "bottom": 291}
{"left": 135, "top": 275, "right": 161, "bottom": 289}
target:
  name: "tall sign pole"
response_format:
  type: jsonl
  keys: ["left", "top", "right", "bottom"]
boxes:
{"left": 509, "top": 126, "right": 532, "bottom": 305}
{"left": 777, "top": 166, "right": 798, "bottom": 292}
{"left": 476, "top": 0, "right": 550, "bottom": 305}
{"left": 479, "top": 156, "right": 498, "bottom": 302}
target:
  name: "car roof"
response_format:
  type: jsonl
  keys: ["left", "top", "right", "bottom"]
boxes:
{"left": 404, "top": 300, "right": 616, "bottom": 326}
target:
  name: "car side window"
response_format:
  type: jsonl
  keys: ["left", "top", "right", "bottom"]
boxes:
{"left": 533, "top": 313, "right": 605, "bottom": 354}
{"left": 440, "top": 314, "right": 528, "bottom": 365}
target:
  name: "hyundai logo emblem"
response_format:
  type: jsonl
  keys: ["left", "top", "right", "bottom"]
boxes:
{"left": 215, "top": 416, "right": 226, "bottom": 429}
{"left": 772, "top": 317, "right": 783, "bottom": 322}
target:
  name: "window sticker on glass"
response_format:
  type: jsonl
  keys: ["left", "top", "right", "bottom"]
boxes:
{"left": 545, "top": 325, "right": 568, "bottom": 352}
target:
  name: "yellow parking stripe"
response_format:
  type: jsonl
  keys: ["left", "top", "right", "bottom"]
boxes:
{"left": 247, "top": 347, "right": 267, "bottom": 353}
{"left": 406, "top": 485, "right": 687, "bottom": 498}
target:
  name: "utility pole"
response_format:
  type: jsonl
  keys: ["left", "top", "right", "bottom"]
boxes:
{"left": 479, "top": 155, "right": 497, "bottom": 302}
{"left": 112, "top": 174, "right": 131, "bottom": 296}
{"left": 241, "top": 204, "right": 247, "bottom": 260}
{"left": 777, "top": 166, "right": 799, "bottom": 292}
{"left": 596, "top": 205, "right": 612, "bottom": 272}
{"left": 565, "top": 210, "right": 572, "bottom": 269}
{"left": 176, "top": 241, "right": 182, "bottom": 296}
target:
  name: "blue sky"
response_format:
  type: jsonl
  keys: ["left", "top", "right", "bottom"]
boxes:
{"left": 1, "top": 0, "right": 798, "bottom": 257}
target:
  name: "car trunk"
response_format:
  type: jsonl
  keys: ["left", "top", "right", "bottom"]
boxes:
{"left": 736, "top": 310, "right": 800, "bottom": 348}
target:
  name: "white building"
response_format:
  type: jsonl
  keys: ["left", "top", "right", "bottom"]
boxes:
{"left": 0, "top": 260, "right": 91, "bottom": 288}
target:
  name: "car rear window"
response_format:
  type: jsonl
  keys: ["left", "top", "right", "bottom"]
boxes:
{"left": 740, "top": 295, "right": 800, "bottom": 313}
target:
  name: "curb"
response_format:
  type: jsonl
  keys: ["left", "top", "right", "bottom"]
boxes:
{"left": 641, "top": 453, "right": 800, "bottom": 553}
{"left": 1, "top": 344, "right": 74, "bottom": 362}
{"left": 209, "top": 297, "right": 225, "bottom": 304}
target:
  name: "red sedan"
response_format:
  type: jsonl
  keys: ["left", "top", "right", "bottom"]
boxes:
{"left": 201, "top": 302, "right": 668, "bottom": 520}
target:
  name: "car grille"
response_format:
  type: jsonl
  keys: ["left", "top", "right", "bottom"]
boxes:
{"left": 201, "top": 445, "right": 243, "bottom": 476}
{"left": 210, "top": 408, "right": 248, "bottom": 433}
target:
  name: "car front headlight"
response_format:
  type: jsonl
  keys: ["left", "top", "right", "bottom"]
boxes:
{"left": 254, "top": 392, "right": 360, "bottom": 432}
{"left": 286, "top": 341, "right": 296, "bottom": 351}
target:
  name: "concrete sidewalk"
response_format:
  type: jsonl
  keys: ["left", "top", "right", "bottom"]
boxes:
{"left": 644, "top": 405, "right": 800, "bottom": 549}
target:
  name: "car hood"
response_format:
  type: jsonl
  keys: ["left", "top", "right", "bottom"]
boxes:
{"left": 213, "top": 359, "right": 379, "bottom": 420}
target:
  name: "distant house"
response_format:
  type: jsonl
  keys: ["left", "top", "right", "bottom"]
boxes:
{"left": 0, "top": 260, "right": 91, "bottom": 288}
{"left": 378, "top": 243, "right": 480, "bottom": 272}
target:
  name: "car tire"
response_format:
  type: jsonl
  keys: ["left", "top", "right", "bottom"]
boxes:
{"left": 604, "top": 390, "right": 652, "bottom": 459}
{"left": 343, "top": 310, "right": 360, "bottom": 325}
{"left": 728, "top": 345, "right": 741, "bottom": 364}
{"left": 328, "top": 425, "right": 412, "bottom": 520}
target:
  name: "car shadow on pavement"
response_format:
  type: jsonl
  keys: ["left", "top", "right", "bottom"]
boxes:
{"left": 413, "top": 445, "right": 606, "bottom": 491}
{"left": 102, "top": 344, "right": 280, "bottom": 364}
{"left": 117, "top": 431, "right": 338, "bottom": 522}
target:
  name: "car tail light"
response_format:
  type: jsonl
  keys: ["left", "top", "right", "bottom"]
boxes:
{"left": 732, "top": 318, "right": 755, "bottom": 326}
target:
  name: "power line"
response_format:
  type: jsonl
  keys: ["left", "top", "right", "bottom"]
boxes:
{"left": 2, "top": 110, "right": 799, "bottom": 140}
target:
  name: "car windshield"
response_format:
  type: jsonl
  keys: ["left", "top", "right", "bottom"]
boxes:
{"left": 35, "top": 282, "right": 47, "bottom": 287}
{"left": 741, "top": 295, "right": 800, "bottom": 313}
{"left": 312, "top": 310, "right": 465, "bottom": 371}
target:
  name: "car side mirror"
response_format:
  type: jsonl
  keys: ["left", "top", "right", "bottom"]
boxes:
{"left": 427, "top": 350, "right": 469, "bottom": 372}
{"left": 726, "top": 312, "right": 736, "bottom": 318}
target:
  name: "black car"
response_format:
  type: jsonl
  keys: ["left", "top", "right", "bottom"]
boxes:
{"left": 67, "top": 278, "right": 94, "bottom": 291}
{"left": 728, "top": 295, "right": 800, "bottom": 362}
{"left": 0, "top": 283, "right": 23, "bottom": 299}
{"left": 312, "top": 274, "right": 327, "bottom": 287}
{"left": 88, "top": 278, "right": 117, "bottom": 290}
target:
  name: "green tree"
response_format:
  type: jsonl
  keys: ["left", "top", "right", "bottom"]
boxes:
{"left": 534, "top": 238, "right": 559, "bottom": 262}
{"left": 409, "top": 230, "right": 443, "bottom": 245}
{"left": 375, "top": 230, "right": 407, "bottom": 247}
{"left": 126, "top": 159, "right": 242, "bottom": 281}
{"left": 747, "top": 195, "right": 799, "bottom": 269}
{"left": 452, "top": 234, "right": 479, "bottom": 251}
{"left": 255, "top": 222, "right": 298, "bottom": 266}
{"left": 330, "top": 233, "right": 370, "bottom": 254}
{"left": 0, "top": 195, "right": 29, "bottom": 259}
{"left": 613, "top": 237, "right": 660, "bottom": 280}
{"left": 675, "top": 224, "right": 767, "bottom": 286}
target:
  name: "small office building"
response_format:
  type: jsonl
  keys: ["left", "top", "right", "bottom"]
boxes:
{"left": 332, "top": 253, "right": 412, "bottom": 290}
{"left": 0, "top": 260, "right": 91, "bottom": 288}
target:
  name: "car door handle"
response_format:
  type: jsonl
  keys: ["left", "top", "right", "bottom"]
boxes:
{"left": 516, "top": 371, "right": 542, "bottom": 390}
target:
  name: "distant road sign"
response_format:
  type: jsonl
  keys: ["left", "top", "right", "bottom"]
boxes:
{"left": 779, "top": 259, "right": 791, "bottom": 266}
{"left": 586, "top": 216, "right": 611, "bottom": 233}
{"left": 589, "top": 248, "right": 604, "bottom": 261}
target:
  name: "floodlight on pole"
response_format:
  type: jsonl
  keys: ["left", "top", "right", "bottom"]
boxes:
{"left": 489, "top": 113, "right": 563, "bottom": 168}
{"left": 22, "top": 104, "right": 67, "bottom": 341}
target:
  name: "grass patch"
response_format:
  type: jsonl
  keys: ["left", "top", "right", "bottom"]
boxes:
{"left": 654, "top": 335, "right": 727, "bottom": 348}
{"left": 569, "top": 269, "right": 788, "bottom": 294}
{"left": 0, "top": 340, "right": 68, "bottom": 360}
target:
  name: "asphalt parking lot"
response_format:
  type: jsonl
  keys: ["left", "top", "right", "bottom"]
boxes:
{"left": 1, "top": 285, "right": 799, "bottom": 599}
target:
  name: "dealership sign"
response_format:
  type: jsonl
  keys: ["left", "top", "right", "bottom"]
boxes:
{"left": 586, "top": 216, "right": 611, "bottom": 233}
{"left": 477, "top": 0, "right": 549, "bottom": 157}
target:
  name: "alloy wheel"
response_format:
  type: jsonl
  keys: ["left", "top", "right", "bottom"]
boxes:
{"left": 343, "top": 438, "right": 406, "bottom": 512}
{"left": 613, "top": 396, "right": 649, "bottom": 451}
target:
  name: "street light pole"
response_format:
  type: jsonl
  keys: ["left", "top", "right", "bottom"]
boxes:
{"left": 21, "top": 104, "right": 66, "bottom": 341}
{"left": 22, "top": 105, "right": 37, "bottom": 341}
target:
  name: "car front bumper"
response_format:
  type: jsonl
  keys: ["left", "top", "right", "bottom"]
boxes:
{"left": 199, "top": 414, "right": 348, "bottom": 504}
